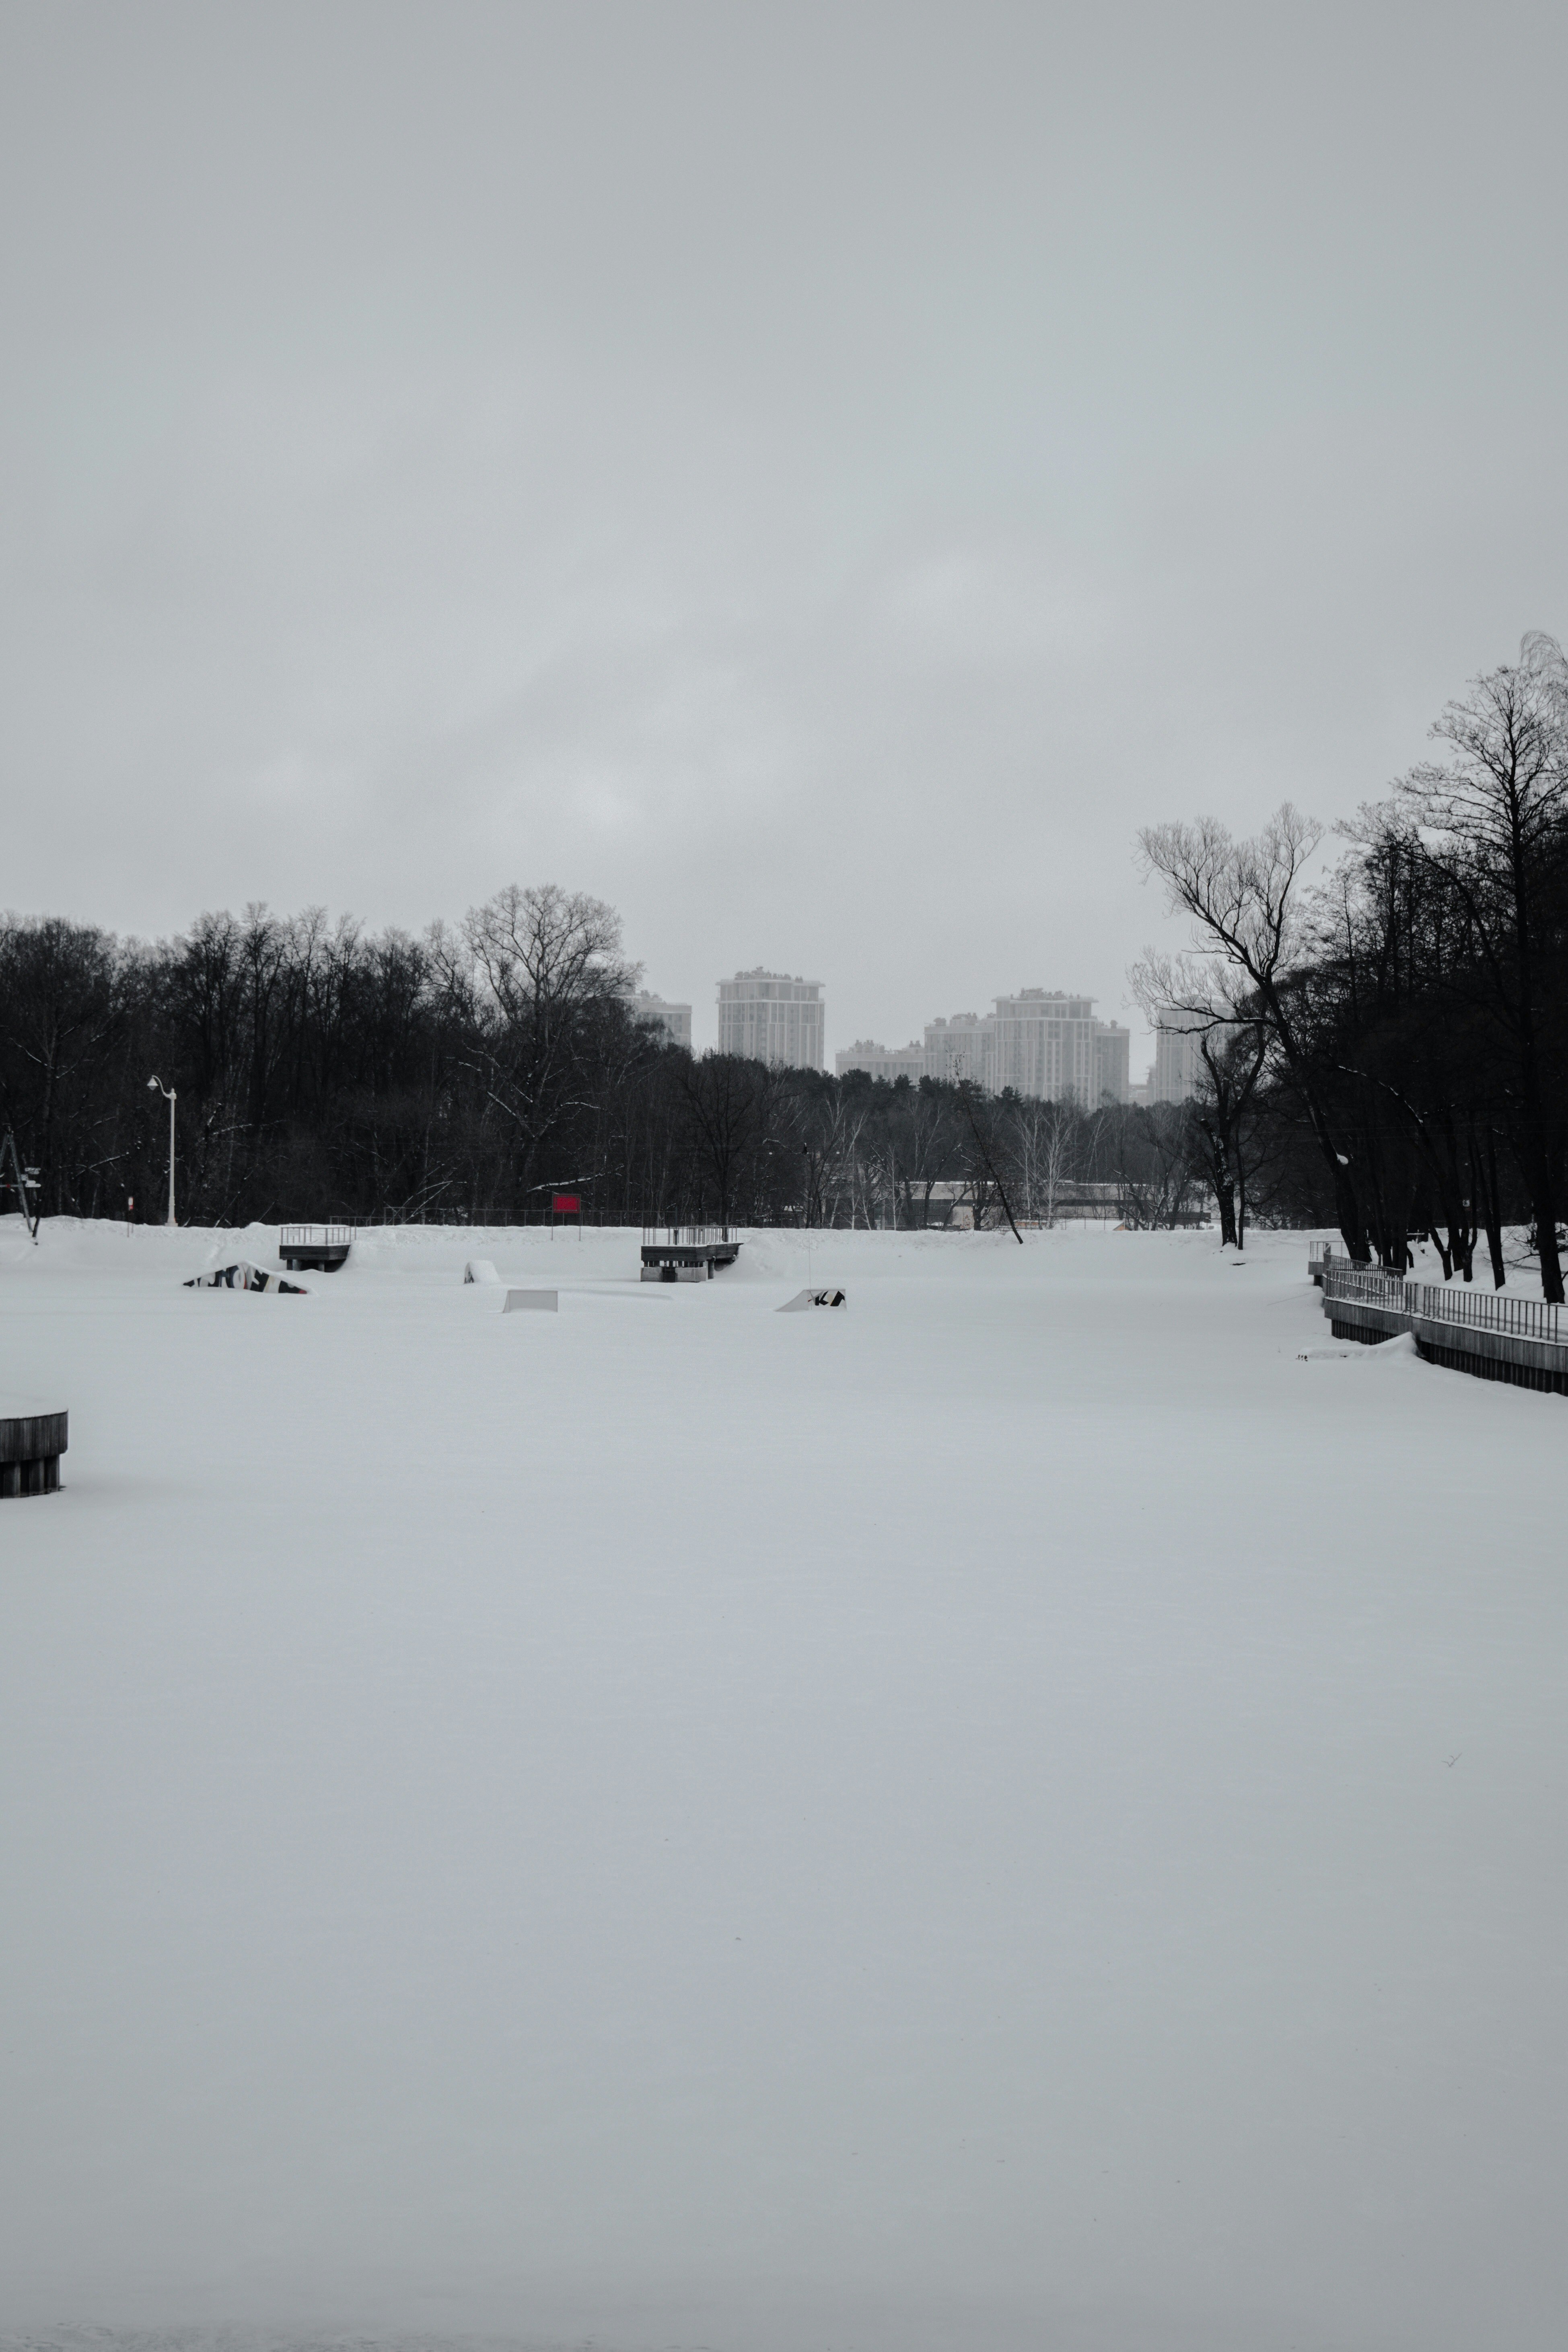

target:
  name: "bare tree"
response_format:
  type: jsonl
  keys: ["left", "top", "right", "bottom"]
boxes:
{"left": 1004, "top": 1094, "right": 1076, "bottom": 1224}
{"left": 1128, "top": 952, "right": 1267, "bottom": 1245}
{"left": 877, "top": 1084, "right": 957, "bottom": 1228}
{"left": 676, "top": 1053, "right": 759, "bottom": 1227}
{"left": 0, "top": 917, "right": 121, "bottom": 1214}
{"left": 1139, "top": 805, "right": 1369, "bottom": 1259}
{"left": 461, "top": 884, "right": 637, "bottom": 1024}
{"left": 1396, "top": 658, "right": 1568, "bottom": 1302}
{"left": 955, "top": 1083, "right": 1024, "bottom": 1242}
{"left": 1109, "top": 1102, "right": 1204, "bottom": 1228}
{"left": 446, "top": 884, "right": 641, "bottom": 1203}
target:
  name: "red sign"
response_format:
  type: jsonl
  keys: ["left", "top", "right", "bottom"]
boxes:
{"left": 551, "top": 1194, "right": 581, "bottom": 1215}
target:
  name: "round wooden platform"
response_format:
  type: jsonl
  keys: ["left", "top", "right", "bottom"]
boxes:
{"left": 0, "top": 1396, "right": 68, "bottom": 1498}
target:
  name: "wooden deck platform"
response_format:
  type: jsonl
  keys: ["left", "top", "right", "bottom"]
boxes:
{"left": 640, "top": 1227, "right": 741, "bottom": 1282}
{"left": 279, "top": 1223, "right": 353, "bottom": 1272}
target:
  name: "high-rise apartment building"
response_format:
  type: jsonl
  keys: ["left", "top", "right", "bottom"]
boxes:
{"left": 990, "top": 990, "right": 1101, "bottom": 1102}
{"left": 630, "top": 992, "right": 692, "bottom": 1049}
{"left": 923, "top": 1014, "right": 993, "bottom": 1088}
{"left": 1094, "top": 1023, "right": 1131, "bottom": 1105}
{"left": 838, "top": 994, "right": 1130, "bottom": 1103}
{"left": 717, "top": 970, "right": 825, "bottom": 1070}
{"left": 1152, "top": 1011, "right": 1208, "bottom": 1103}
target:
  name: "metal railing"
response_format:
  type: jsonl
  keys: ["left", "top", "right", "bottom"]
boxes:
{"left": 1323, "top": 1260, "right": 1566, "bottom": 1348}
{"left": 641, "top": 1223, "right": 735, "bottom": 1247}
{"left": 278, "top": 1223, "right": 354, "bottom": 1247}
{"left": 1321, "top": 1263, "right": 1408, "bottom": 1305}
{"left": 1408, "top": 1279, "right": 1564, "bottom": 1346}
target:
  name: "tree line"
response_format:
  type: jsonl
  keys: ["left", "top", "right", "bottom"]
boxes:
{"left": 1135, "top": 631, "right": 1568, "bottom": 1295}
{"left": 0, "top": 878, "right": 1226, "bottom": 1233}
{"left": 8, "top": 630, "right": 1559, "bottom": 1261}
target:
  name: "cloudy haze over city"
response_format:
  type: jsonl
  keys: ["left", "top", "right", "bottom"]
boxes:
{"left": 6, "top": 3, "right": 1568, "bottom": 1064}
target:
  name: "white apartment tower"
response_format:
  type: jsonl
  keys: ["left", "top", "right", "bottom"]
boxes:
{"left": 990, "top": 990, "right": 1101, "bottom": 1102}
{"left": 1094, "top": 1023, "right": 1132, "bottom": 1105}
{"left": 924, "top": 1014, "right": 993, "bottom": 1088}
{"left": 717, "top": 970, "right": 825, "bottom": 1069}
{"left": 630, "top": 992, "right": 692, "bottom": 1049}
{"left": 1152, "top": 1011, "right": 1208, "bottom": 1104}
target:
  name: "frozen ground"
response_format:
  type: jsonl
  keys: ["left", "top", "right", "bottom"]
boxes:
{"left": 0, "top": 1218, "right": 1564, "bottom": 2352}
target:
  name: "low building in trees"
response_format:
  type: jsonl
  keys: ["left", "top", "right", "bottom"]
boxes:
{"left": 835, "top": 1039, "right": 926, "bottom": 1082}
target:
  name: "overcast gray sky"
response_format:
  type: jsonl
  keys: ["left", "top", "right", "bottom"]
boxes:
{"left": 4, "top": 1, "right": 1566, "bottom": 1064}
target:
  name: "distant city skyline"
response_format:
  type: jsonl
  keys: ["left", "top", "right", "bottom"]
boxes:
{"left": 629, "top": 969, "right": 1159, "bottom": 1080}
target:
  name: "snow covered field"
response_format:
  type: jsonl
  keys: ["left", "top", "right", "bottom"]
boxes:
{"left": 1, "top": 1219, "right": 1564, "bottom": 2352}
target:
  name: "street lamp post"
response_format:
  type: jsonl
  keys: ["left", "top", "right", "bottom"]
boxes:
{"left": 147, "top": 1076, "right": 177, "bottom": 1226}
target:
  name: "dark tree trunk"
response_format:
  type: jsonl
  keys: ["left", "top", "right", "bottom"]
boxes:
{"left": 1475, "top": 1124, "right": 1507, "bottom": 1290}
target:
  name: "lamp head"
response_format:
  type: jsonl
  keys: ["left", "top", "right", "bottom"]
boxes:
{"left": 147, "top": 1076, "right": 158, "bottom": 1091}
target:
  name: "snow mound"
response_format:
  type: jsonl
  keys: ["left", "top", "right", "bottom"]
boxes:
{"left": 1298, "top": 1333, "right": 1423, "bottom": 1367}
